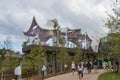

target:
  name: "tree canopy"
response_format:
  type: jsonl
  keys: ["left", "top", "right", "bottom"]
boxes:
{"left": 105, "top": 0, "right": 120, "bottom": 33}
{"left": 105, "top": 0, "right": 120, "bottom": 58}
{"left": 22, "top": 45, "right": 45, "bottom": 74}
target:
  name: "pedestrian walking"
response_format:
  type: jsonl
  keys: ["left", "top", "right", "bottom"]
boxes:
{"left": 93, "top": 60, "right": 98, "bottom": 73}
{"left": 78, "top": 63, "right": 83, "bottom": 80}
{"left": 108, "top": 60, "right": 112, "bottom": 71}
{"left": 87, "top": 61, "right": 91, "bottom": 74}
{"left": 105, "top": 61, "right": 109, "bottom": 71}
{"left": 71, "top": 61, "right": 76, "bottom": 75}
{"left": 64, "top": 63, "right": 67, "bottom": 72}
{"left": 102, "top": 61, "right": 106, "bottom": 70}
{"left": 83, "top": 61, "right": 87, "bottom": 73}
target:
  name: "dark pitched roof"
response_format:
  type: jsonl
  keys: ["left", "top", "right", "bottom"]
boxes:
{"left": 23, "top": 16, "right": 40, "bottom": 36}
{"left": 23, "top": 16, "right": 52, "bottom": 42}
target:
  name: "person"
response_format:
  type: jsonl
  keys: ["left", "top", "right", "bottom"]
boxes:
{"left": 87, "top": 61, "right": 91, "bottom": 74}
{"left": 78, "top": 63, "right": 83, "bottom": 80}
{"left": 71, "top": 61, "right": 76, "bottom": 75}
{"left": 64, "top": 63, "right": 67, "bottom": 72}
{"left": 93, "top": 60, "right": 98, "bottom": 73}
{"left": 83, "top": 61, "right": 87, "bottom": 73}
{"left": 102, "top": 61, "right": 106, "bottom": 70}
{"left": 81, "top": 61, "right": 84, "bottom": 67}
{"left": 105, "top": 61, "right": 109, "bottom": 71}
{"left": 108, "top": 60, "right": 112, "bottom": 71}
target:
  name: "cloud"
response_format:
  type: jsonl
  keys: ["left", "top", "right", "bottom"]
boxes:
{"left": 0, "top": 0, "right": 111, "bottom": 52}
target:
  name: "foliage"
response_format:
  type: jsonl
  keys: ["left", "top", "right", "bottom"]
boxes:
{"left": 50, "top": 19, "right": 61, "bottom": 46}
{"left": 59, "top": 38, "right": 65, "bottom": 46}
{"left": 74, "top": 48, "right": 82, "bottom": 63}
{"left": 82, "top": 54, "right": 89, "bottom": 62}
{"left": 99, "top": 37, "right": 111, "bottom": 54}
{"left": 0, "top": 50, "right": 19, "bottom": 72}
{"left": 98, "top": 72, "right": 120, "bottom": 80}
{"left": 107, "top": 33, "right": 120, "bottom": 57}
{"left": 104, "top": 0, "right": 120, "bottom": 58}
{"left": 22, "top": 45, "right": 45, "bottom": 74}
{"left": 88, "top": 55, "right": 94, "bottom": 62}
{"left": 56, "top": 47, "right": 68, "bottom": 72}
{"left": 105, "top": 0, "right": 120, "bottom": 33}
{"left": 57, "top": 47, "right": 68, "bottom": 64}
{"left": 22, "top": 41, "right": 28, "bottom": 48}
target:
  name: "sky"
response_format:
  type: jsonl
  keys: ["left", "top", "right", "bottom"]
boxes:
{"left": 0, "top": 0, "right": 113, "bottom": 53}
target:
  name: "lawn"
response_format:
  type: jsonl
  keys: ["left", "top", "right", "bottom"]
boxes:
{"left": 98, "top": 72, "right": 120, "bottom": 80}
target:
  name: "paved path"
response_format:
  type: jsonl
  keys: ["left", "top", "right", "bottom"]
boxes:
{"left": 46, "top": 69, "right": 106, "bottom": 80}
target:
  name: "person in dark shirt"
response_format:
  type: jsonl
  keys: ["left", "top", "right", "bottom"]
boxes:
{"left": 93, "top": 60, "right": 98, "bottom": 73}
{"left": 87, "top": 61, "right": 91, "bottom": 74}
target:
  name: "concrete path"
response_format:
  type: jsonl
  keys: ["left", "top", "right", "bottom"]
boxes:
{"left": 46, "top": 69, "right": 106, "bottom": 80}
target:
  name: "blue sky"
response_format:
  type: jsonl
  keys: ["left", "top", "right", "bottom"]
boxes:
{"left": 0, "top": 0, "right": 113, "bottom": 52}
{"left": 12, "top": 42, "right": 23, "bottom": 53}
{"left": 0, "top": 41, "right": 22, "bottom": 53}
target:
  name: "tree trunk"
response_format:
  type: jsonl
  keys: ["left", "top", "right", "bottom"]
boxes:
{"left": 118, "top": 61, "right": 120, "bottom": 74}
{"left": 60, "top": 64, "right": 63, "bottom": 72}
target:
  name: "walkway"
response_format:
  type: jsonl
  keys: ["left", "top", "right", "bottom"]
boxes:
{"left": 46, "top": 69, "right": 106, "bottom": 80}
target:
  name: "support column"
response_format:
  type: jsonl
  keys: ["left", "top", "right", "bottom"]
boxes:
{"left": 55, "top": 52, "right": 57, "bottom": 73}
{"left": 45, "top": 53, "right": 48, "bottom": 74}
{"left": 52, "top": 52, "right": 56, "bottom": 74}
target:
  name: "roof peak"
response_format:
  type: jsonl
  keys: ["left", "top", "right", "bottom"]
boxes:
{"left": 30, "top": 16, "right": 38, "bottom": 28}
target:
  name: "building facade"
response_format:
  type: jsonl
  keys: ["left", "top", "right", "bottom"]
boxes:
{"left": 23, "top": 16, "right": 92, "bottom": 50}
{"left": 22, "top": 16, "right": 94, "bottom": 74}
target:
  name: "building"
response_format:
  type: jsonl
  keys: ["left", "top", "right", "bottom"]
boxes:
{"left": 23, "top": 16, "right": 92, "bottom": 50}
{"left": 22, "top": 16, "right": 94, "bottom": 74}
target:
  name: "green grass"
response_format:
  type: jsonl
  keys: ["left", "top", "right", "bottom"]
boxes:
{"left": 98, "top": 72, "right": 120, "bottom": 80}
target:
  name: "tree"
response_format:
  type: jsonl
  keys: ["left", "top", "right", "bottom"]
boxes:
{"left": 105, "top": 0, "right": 120, "bottom": 57}
{"left": 56, "top": 47, "right": 68, "bottom": 72}
{"left": 0, "top": 49, "right": 19, "bottom": 70}
{"left": 0, "top": 49, "right": 19, "bottom": 80}
{"left": 105, "top": 0, "right": 120, "bottom": 73}
{"left": 47, "top": 19, "right": 61, "bottom": 46}
{"left": 105, "top": 0, "right": 120, "bottom": 33}
{"left": 22, "top": 41, "right": 28, "bottom": 48}
{"left": 74, "top": 48, "right": 82, "bottom": 63}
{"left": 4, "top": 36, "right": 13, "bottom": 50}
{"left": 107, "top": 33, "right": 120, "bottom": 57}
{"left": 22, "top": 45, "right": 45, "bottom": 75}
{"left": 1, "top": 51, "right": 19, "bottom": 71}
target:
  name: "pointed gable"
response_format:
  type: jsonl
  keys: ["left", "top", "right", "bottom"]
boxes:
{"left": 23, "top": 16, "right": 40, "bottom": 36}
{"left": 23, "top": 16, "right": 52, "bottom": 42}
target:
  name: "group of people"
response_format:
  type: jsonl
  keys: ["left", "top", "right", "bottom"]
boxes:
{"left": 102, "top": 60, "right": 112, "bottom": 71}
{"left": 71, "top": 60, "right": 98, "bottom": 80}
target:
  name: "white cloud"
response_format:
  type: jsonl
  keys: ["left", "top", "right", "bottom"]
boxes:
{"left": 62, "top": 0, "right": 107, "bottom": 19}
{"left": 0, "top": 0, "right": 112, "bottom": 52}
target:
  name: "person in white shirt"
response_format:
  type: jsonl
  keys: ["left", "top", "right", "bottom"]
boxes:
{"left": 78, "top": 63, "right": 83, "bottom": 80}
{"left": 71, "top": 61, "right": 76, "bottom": 75}
{"left": 102, "top": 61, "right": 106, "bottom": 70}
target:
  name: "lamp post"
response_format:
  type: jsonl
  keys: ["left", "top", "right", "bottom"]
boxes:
{"left": 42, "top": 65, "right": 46, "bottom": 80}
